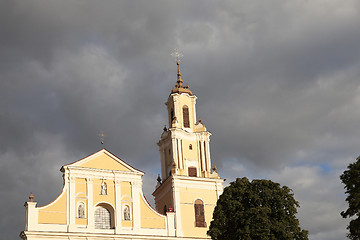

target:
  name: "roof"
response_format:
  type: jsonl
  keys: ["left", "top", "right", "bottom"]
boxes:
{"left": 61, "top": 148, "right": 144, "bottom": 174}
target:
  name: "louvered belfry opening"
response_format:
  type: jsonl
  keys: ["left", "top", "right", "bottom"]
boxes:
{"left": 194, "top": 199, "right": 206, "bottom": 227}
{"left": 188, "top": 167, "right": 197, "bottom": 177}
{"left": 183, "top": 106, "right": 190, "bottom": 128}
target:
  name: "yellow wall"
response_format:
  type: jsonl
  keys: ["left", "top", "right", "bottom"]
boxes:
{"left": 75, "top": 178, "right": 87, "bottom": 193}
{"left": 122, "top": 215, "right": 133, "bottom": 228}
{"left": 79, "top": 154, "right": 130, "bottom": 171}
{"left": 93, "top": 178, "right": 115, "bottom": 206}
{"left": 121, "top": 181, "right": 132, "bottom": 198}
{"left": 140, "top": 194, "right": 166, "bottom": 229}
{"left": 38, "top": 190, "right": 67, "bottom": 224}
{"left": 75, "top": 216, "right": 87, "bottom": 225}
{"left": 179, "top": 187, "right": 217, "bottom": 237}
{"left": 182, "top": 139, "right": 198, "bottom": 161}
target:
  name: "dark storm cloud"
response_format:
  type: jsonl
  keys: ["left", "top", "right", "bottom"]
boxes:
{"left": 1, "top": 1, "right": 359, "bottom": 239}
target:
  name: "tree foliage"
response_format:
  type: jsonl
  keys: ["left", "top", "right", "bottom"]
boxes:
{"left": 340, "top": 156, "right": 360, "bottom": 240}
{"left": 208, "top": 177, "right": 308, "bottom": 240}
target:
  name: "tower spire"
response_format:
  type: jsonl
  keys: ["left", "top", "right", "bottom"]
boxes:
{"left": 170, "top": 49, "right": 192, "bottom": 95}
{"left": 176, "top": 61, "right": 183, "bottom": 88}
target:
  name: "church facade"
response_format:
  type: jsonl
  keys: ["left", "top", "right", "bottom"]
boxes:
{"left": 20, "top": 61, "right": 224, "bottom": 240}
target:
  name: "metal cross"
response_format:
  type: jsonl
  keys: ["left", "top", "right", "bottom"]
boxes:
{"left": 98, "top": 131, "right": 105, "bottom": 144}
{"left": 171, "top": 48, "right": 184, "bottom": 62}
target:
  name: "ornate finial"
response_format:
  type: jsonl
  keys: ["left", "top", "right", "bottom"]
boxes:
{"left": 29, "top": 192, "right": 34, "bottom": 202}
{"left": 157, "top": 174, "right": 162, "bottom": 184}
{"left": 163, "top": 125, "right": 167, "bottom": 132}
{"left": 171, "top": 48, "right": 184, "bottom": 88}
{"left": 212, "top": 165, "right": 217, "bottom": 172}
{"left": 198, "top": 117, "right": 203, "bottom": 124}
{"left": 98, "top": 131, "right": 105, "bottom": 145}
{"left": 176, "top": 60, "right": 183, "bottom": 87}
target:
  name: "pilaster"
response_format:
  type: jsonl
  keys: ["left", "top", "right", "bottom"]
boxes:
{"left": 160, "top": 148, "right": 166, "bottom": 180}
{"left": 115, "top": 179, "right": 122, "bottom": 233}
{"left": 191, "top": 97, "right": 197, "bottom": 128}
{"left": 131, "top": 180, "right": 142, "bottom": 230}
{"left": 177, "top": 139, "right": 183, "bottom": 169}
{"left": 166, "top": 211, "right": 176, "bottom": 236}
{"left": 86, "top": 177, "right": 94, "bottom": 230}
{"left": 200, "top": 140, "right": 206, "bottom": 173}
{"left": 24, "top": 202, "right": 38, "bottom": 231}
{"left": 68, "top": 176, "right": 76, "bottom": 231}
{"left": 172, "top": 179, "right": 183, "bottom": 236}
{"left": 205, "top": 140, "right": 210, "bottom": 172}
{"left": 171, "top": 137, "right": 178, "bottom": 171}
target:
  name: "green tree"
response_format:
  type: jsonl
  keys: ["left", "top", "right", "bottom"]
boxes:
{"left": 340, "top": 156, "right": 360, "bottom": 240}
{"left": 208, "top": 177, "right": 308, "bottom": 240}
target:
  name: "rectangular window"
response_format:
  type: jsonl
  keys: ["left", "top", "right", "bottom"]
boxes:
{"left": 188, "top": 167, "right": 197, "bottom": 177}
{"left": 183, "top": 107, "right": 190, "bottom": 128}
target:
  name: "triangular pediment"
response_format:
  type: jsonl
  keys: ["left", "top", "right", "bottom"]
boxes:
{"left": 64, "top": 149, "right": 143, "bottom": 174}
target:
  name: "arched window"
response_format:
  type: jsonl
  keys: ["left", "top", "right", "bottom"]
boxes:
{"left": 183, "top": 106, "right": 190, "bottom": 128}
{"left": 95, "top": 205, "right": 113, "bottom": 229}
{"left": 77, "top": 202, "right": 86, "bottom": 219}
{"left": 123, "top": 205, "right": 131, "bottom": 221}
{"left": 194, "top": 199, "right": 206, "bottom": 227}
{"left": 188, "top": 167, "right": 197, "bottom": 177}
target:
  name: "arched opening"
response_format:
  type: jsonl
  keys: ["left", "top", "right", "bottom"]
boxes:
{"left": 183, "top": 105, "right": 190, "bottom": 128}
{"left": 188, "top": 167, "right": 197, "bottom": 177}
{"left": 94, "top": 204, "right": 114, "bottom": 229}
{"left": 194, "top": 199, "right": 206, "bottom": 227}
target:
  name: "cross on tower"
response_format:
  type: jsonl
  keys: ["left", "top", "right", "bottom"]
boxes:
{"left": 98, "top": 131, "right": 105, "bottom": 145}
{"left": 171, "top": 48, "right": 184, "bottom": 63}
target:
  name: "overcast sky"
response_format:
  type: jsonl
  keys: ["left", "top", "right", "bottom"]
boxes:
{"left": 1, "top": 0, "right": 360, "bottom": 239}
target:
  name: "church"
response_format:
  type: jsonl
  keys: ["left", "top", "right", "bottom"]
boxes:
{"left": 20, "top": 60, "right": 224, "bottom": 240}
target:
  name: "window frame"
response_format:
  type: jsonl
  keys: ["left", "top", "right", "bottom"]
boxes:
{"left": 188, "top": 166, "right": 197, "bottom": 177}
{"left": 182, "top": 105, "right": 190, "bottom": 128}
{"left": 194, "top": 199, "right": 206, "bottom": 227}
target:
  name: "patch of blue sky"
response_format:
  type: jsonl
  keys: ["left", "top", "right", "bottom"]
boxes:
{"left": 319, "top": 163, "right": 332, "bottom": 173}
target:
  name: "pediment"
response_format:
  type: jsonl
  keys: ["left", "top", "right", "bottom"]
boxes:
{"left": 64, "top": 149, "right": 143, "bottom": 174}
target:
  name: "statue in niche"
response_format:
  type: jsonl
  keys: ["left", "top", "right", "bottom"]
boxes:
{"left": 123, "top": 206, "right": 131, "bottom": 220}
{"left": 101, "top": 178, "right": 107, "bottom": 195}
{"left": 78, "top": 203, "right": 85, "bottom": 218}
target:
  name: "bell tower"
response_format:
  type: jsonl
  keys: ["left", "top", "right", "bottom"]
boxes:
{"left": 159, "top": 61, "right": 213, "bottom": 180}
{"left": 153, "top": 60, "right": 223, "bottom": 238}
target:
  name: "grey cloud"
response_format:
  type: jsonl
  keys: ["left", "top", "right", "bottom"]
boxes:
{"left": 1, "top": 1, "right": 360, "bottom": 239}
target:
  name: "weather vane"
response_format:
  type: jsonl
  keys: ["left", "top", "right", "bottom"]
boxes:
{"left": 98, "top": 131, "right": 105, "bottom": 145}
{"left": 171, "top": 48, "right": 184, "bottom": 63}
